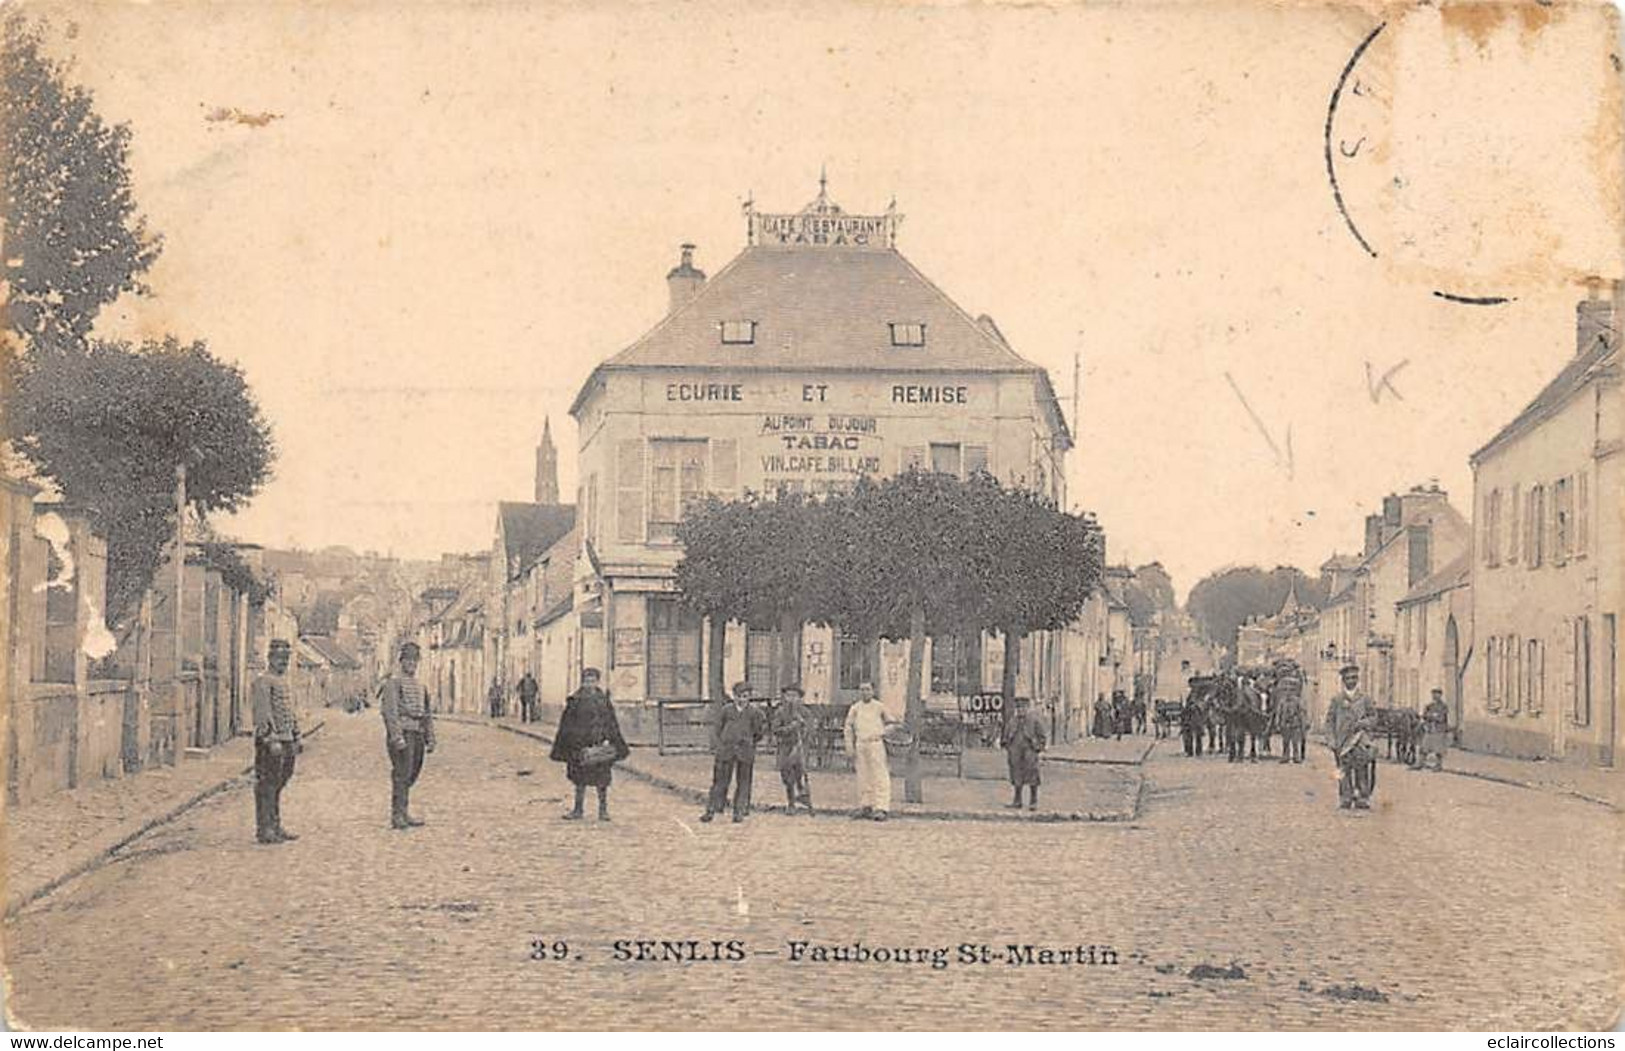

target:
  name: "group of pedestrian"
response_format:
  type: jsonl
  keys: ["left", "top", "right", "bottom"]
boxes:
{"left": 1089, "top": 689, "right": 1146, "bottom": 740}
{"left": 486, "top": 670, "right": 543, "bottom": 722}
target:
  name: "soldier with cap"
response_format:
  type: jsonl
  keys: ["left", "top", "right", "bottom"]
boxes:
{"left": 379, "top": 640, "right": 436, "bottom": 829}
{"left": 251, "top": 639, "right": 300, "bottom": 844}
{"left": 770, "top": 683, "right": 813, "bottom": 811}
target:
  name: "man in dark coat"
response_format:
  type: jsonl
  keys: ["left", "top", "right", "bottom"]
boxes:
{"left": 379, "top": 641, "right": 436, "bottom": 829}
{"left": 517, "top": 671, "right": 540, "bottom": 723}
{"left": 702, "top": 681, "right": 765, "bottom": 823}
{"left": 549, "top": 667, "right": 629, "bottom": 821}
{"left": 1000, "top": 696, "right": 1046, "bottom": 810}
{"left": 1179, "top": 679, "right": 1208, "bottom": 757}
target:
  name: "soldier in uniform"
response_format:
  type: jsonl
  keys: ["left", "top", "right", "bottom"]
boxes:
{"left": 770, "top": 683, "right": 813, "bottom": 811}
{"left": 251, "top": 639, "right": 300, "bottom": 845}
{"left": 1327, "top": 664, "right": 1378, "bottom": 809}
{"left": 379, "top": 641, "right": 437, "bottom": 829}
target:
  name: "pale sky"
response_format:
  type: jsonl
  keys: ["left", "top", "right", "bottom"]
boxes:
{"left": 41, "top": 0, "right": 1624, "bottom": 598}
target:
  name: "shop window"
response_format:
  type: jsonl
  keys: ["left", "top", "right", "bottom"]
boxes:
{"left": 889, "top": 322, "right": 926, "bottom": 347}
{"left": 746, "top": 628, "right": 784, "bottom": 699}
{"left": 720, "top": 320, "right": 756, "bottom": 345}
{"left": 648, "top": 438, "right": 709, "bottom": 543}
{"left": 929, "top": 634, "right": 982, "bottom": 696}
{"left": 647, "top": 597, "right": 702, "bottom": 699}
{"left": 836, "top": 635, "right": 879, "bottom": 696}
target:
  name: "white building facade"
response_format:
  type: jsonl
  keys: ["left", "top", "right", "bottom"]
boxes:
{"left": 564, "top": 187, "right": 1085, "bottom": 735}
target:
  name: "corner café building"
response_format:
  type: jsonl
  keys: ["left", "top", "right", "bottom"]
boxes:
{"left": 566, "top": 184, "right": 1096, "bottom": 733}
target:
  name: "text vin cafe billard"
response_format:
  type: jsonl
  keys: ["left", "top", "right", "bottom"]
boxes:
{"left": 664, "top": 382, "right": 972, "bottom": 404}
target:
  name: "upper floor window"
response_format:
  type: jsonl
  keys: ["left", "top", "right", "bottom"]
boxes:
{"left": 1526, "top": 485, "right": 1546, "bottom": 568}
{"left": 719, "top": 320, "right": 756, "bottom": 345}
{"left": 889, "top": 322, "right": 926, "bottom": 347}
{"left": 1553, "top": 476, "right": 1573, "bottom": 565}
{"left": 648, "top": 438, "right": 709, "bottom": 543}
{"left": 1482, "top": 489, "right": 1501, "bottom": 567}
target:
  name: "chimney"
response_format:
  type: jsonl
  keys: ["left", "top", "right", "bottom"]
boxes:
{"left": 1576, "top": 277, "right": 1617, "bottom": 359}
{"left": 666, "top": 243, "right": 705, "bottom": 315}
{"left": 1363, "top": 514, "right": 1384, "bottom": 559}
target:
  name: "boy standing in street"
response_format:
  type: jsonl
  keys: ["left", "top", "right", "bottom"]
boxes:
{"left": 702, "top": 681, "right": 765, "bottom": 823}
{"left": 771, "top": 683, "right": 813, "bottom": 812}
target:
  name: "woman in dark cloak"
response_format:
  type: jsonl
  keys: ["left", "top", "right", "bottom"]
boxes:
{"left": 549, "top": 667, "right": 630, "bottom": 821}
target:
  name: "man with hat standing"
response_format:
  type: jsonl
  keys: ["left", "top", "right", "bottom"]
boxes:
{"left": 702, "top": 681, "right": 765, "bottom": 823}
{"left": 1327, "top": 663, "right": 1377, "bottom": 809}
{"left": 1000, "top": 695, "right": 1047, "bottom": 810}
{"left": 770, "top": 683, "right": 813, "bottom": 812}
{"left": 379, "top": 640, "right": 437, "bottom": 829}
{"left": 251, "top": 639, "right": 300, "bottom": 844}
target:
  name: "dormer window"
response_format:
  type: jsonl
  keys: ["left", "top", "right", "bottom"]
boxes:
{"left": 889, "top": 322, "right": 926, "bottom": 347}
{"left": 720, "top": 320, "right": 756, "bottom": 345}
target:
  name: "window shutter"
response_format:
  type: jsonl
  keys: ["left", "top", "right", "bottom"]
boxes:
{"left": 1577, "top": 473, "right": 1590, "bottom": 556}
{"left": 1508, "top": 484, "right": 1520, "bottom": 564}
{"left": 616, "top": 439, "right": 645, "bottom": 543}
{"left": 964, "top": 445, "right": 990, "bottom": 477}
{"left": 1546, "top": 486, "right": 1559, "bottom": 566}
{"left": 710, "top": 438, "right": 738, "bottom": 499}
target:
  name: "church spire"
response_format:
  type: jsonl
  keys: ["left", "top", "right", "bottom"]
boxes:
{"left": 534, "top": 417, "right": 559, "bottom": 505}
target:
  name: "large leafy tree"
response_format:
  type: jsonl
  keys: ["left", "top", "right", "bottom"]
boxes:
{"left": 969, "top": 480, "right": 1105, "bottom": 701}
{"left": 1, "top": 15, "right": 160, "bottom": 352}
{"left": 2, "top": 19, "right": 274, "bottom": 630}
{"left": 1186, "top": 564, "right": 1325, "bottom": 660}
{"left": 8, "top": 338, "right": 275, "bottom": 626}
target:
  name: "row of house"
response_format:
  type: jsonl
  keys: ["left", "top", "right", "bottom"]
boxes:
{"left": 411, "top": 184, "right": 1165, "bottom": 744}
{"left": 1237, "top": 284, "right": 1622, "bottom": 766}
{"left": 0, "top": 470, "right": 374, "bottom": 806}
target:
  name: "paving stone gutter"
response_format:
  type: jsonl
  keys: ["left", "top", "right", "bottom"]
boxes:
{"left": 446, "top": 714, "right": 1145, "bottom": 824}
{"left": 4, "top": 720, "right": 327, "bottom": 919}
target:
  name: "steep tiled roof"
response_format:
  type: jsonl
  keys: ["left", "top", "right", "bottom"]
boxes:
{"left": 1472, "top": 336, "right": 1617, "bottom": 464}
{"left": 1398, "top": 552, "right": 1471, "bottom": 606}
{"left": 570, "top": 242, "right": 1071, "bottom": 446}
{"left": 301, "top": 634, "right": 360, "bottom": 670}
{"left": 497, "top": 503, "right": 576, "bottom": 578}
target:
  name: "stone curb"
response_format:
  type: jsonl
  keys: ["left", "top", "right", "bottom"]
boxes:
{"left": 1428, "top": 765, "right": 1621, "bottom": 813}
{"left": 4, "top": 720, "right": 327, "bottom": 920}
{"left": 1043, "top": 738, "right": 1157, "bottom": 767}
{"left": 445, "top": 714, "right": 1139, "bottom": 824}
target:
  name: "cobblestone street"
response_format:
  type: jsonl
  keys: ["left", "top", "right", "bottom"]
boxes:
{"left": 4, "top": 712, "right": 1618, "bottom": 1030}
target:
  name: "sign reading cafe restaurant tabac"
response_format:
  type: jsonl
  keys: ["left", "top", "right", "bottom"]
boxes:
{"left": 746, "top": 196, "right": 902, "bottom": 250}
